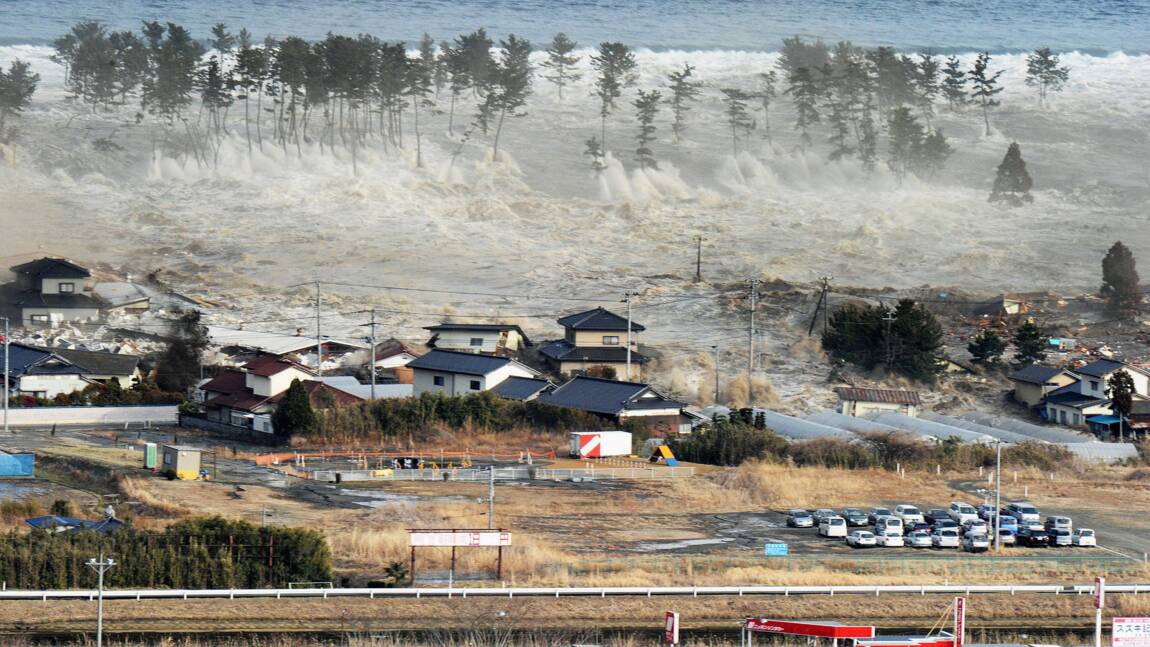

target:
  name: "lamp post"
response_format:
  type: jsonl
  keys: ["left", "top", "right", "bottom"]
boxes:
{"left": 86, "top": 553, "right": 116, "bottom": 647}
{"left": 2, "top": 315, "right": 9, "bottom": 435}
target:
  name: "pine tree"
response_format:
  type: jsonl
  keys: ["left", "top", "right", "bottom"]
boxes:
{"left": 1100, "top": 241, "right": 1141, "bottom": 315}
{"left": 719, "top": 88, "right": 754, "bottom": 156}
{"left": 1107, "top": 370, "right": 1135, "bottom": 441}
{"left": 155, "top": 310, "right": 209, "bottom": 394}
{"left": 916, "top": 52, "right": 941, "bottom": 125}
{"left": 756, "top": 70, "right": 777, "bottom": 144}
{"left": 409, "top": 36, "right": 437, "bottom": 167}
{"left": 1025, "top": 47, "right": 1070, "bottom": 107}
{"left": 886, "top": 106, "right": 924, "bottom": 183}
{"left": 826, "top": 98, "right": 853, "bottom": 161}
{"left": 857, "top": 93, "right": 878, "bottom": 171}
{"left": 271, "top": 379, "right": 317, "bottom": 438}
{"left": 590, "top": 42, "right": 638, "bottom": 149}
{"left": 584, "top": 135, "right": 606, "bottom": 174}
{"left": 967, "top": 330, "right": 1007, "bottom": 365}
{"left": 456, "top": 28, "right": 495, "bottom": 96}
{"left": 141, "top": 22, "right": 205, "bottom": 122}
{"left": 941, "top": 55, "right": 967, "bottom": 110}
{"left": 483, "top": 34, "right": 533, "bottom": 159}
{"left": 989, "top": 142, "right": 1034, "bottom": 206}
{"left": 785, "top": 66, "right": 820, "bottom": 149}
{"left": 539, "top": 33, "right": 581, "bottom": 100}
{"left": 109, "top": 30, "right": 148, "bottom": 104}
{"left": 664, "top": 63, "right": 701, "bottom": 144}
{"left": 0, "top": 59, "right": 39, "bottom": 140}
{"left": 777, "top": 36, "right": 830, "bottom": 80}
{"left": 632, "top": 88, "right": 661, "bottom": 169}
{"left": 822, "top": 299, "right": 943, "bottom": 382}
{"left": 914, "top": 128, "right": 953, "bottom": 179}
{"left": 968, "top": 52, "right": 1003, "bottom": 136}
{"left": 1012, "top": 320, "right": 1048, "bottom": 365}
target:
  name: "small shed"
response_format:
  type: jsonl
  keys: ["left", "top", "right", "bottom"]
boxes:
{"left": 835, "top": 387, "right": 921, "bottom": 418}
{"left": 161, "top": 445, "right": 204, "bottom": 480}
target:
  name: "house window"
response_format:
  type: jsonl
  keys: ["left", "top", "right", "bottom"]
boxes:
{"left": 433, "top": 376, "right": 445, "bottom": 386}
{"left": 1059, "top": 410, "right": 1067, "bottom": 424}
{"left": 1090, "top": 380, "right": 1099, "bottom": 392}
{"left": 1072, "top": 413, "right": 1080, "bottom": 426}
{"left": 602, "top": 336, "right": 620, "bottom": 345}
{"left": 470, "top": 379, "right": 481, "bottom": 390}
{"left": 58, "top": 282, "right": 75, "bottom": 293}
{"left": 30, "top": 315, "right": 49, "bottom": 323}
{"left": 470, "top": 338, "right": 484, "bottom": 347}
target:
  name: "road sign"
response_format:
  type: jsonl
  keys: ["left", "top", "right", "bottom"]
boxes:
{"left": 954, "top": 597, "right": 966, "bottom": 647}
{"left": 1096, "top": 576, "right": 1106, "bottom": 609}
{"left": 409, "top": 530, "right": 512, "bottom": 547}
{"left": 764, "top": 543, "right": 789, "bottom": 556}
{"left": 664, "top": 611, "right": 680, "bottom": 645}
{"left": 1113, "top": 618, "right": 1150, "bottom": 647}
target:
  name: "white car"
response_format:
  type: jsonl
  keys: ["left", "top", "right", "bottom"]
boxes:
{"left": 894, "top": 504, "right": 925, "bottom": 525}
{"left": 907, "top": 530, "right": 933, "bottom": 548}
{"left": 997, "top": 528, "right": 1017, "bottom": 546}
{"left": 876, "top": 530, "right": 904, "bottom": 547}
{"left": 846, "top": 530, "right": 877, "bottom": 548}
{"left": 932, "top": 528, "right": 961, "bottom": 548}
{"left": 819, "top": 516, "right": 848, "bottom": 538}
{"left": 874, "top": 515, "right": 903, "bottom": 535}
{"left": 962, "top": 532, "right": 989, "bottom": 553}
{"left": 1004, "top": 501, "right": 1041, "bottom": 526}
{"left": 948, "top": 501, "right": 979, "bottom": 524}
{"left": 1073, "top": 528, "right": 1097, "bottom": 547}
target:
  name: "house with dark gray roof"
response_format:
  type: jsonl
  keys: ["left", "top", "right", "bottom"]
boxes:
{"left": 407, "top": 349, "right": 539, "bottom": 397}
{"left": 0, "top": 342, "right": 141, "bottom": 399}
{"left": 1009, "top": 364, "right": 1079, "bottom": 408}
{"left": 424, "top": 323, "right": 531, "bottom": 355}
{"left": 491, "top": 376, "right": 553, "bottom": 402}
{"left": 540, "top": 307, "right": 648, "bottom": 380}
{"left": 3, "top": 257, "right": 103, "bottom": 327}
{"left": 538, "top": 375, "right": 688, "bottom": 434}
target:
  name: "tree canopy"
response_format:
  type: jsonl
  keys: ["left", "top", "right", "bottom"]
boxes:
{"left": 822, "top": 298, "right": 944, "bottom": 382}
{"left": 1100, "top": 241, "right": 1141, "bottom": 316}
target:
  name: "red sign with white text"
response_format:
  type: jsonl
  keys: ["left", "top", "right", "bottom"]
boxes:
{"left": 664, "top": 611, "right": 680, "bottom": 645}
{"left": 743, "top": 619, "right": 875, "bottom": 639}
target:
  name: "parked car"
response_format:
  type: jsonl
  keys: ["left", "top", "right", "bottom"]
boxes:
{"left": 842, "top": 508, "right": 870, "bottom": 527}
{"left": 932, "top": 528, "right": 961, "bottom": 548}
{"left": 962, "top": 519, "right": 988, "bottom": 534}
{"left": 904, "top": 521, "right": 932, "bottom": 536}
{"left": 868, "top": 507, "right": 893, "bottom": 525}
{"left": 998, "top": 515, "right": 1019, "bottom": 534}
{"left": 875, "top": 515, "right": 904, "bottom": 535}
{"left": 787, "top": 509, "right": 815, "bottom": 528}
{"left": 1004, "top": 502, "right": 1041, "bottom": 526}
{"left": 997, "top": 528, "right": 1017, "bottom": 546}
{"left": 931, "top": 519, "right": 959, "bottom": 532}
{"left": 895, "top": 504, "right": 925, "bottom": 524}
{"left": 847, "top": 530, "right": 877, "bottom": 548}
{"left": 814, "top": 508, "right": 837, "bottom": 524}
{"left": 977, "top": 504, "right": 997, "bottom": 520}
{"left": 1016, "top": 527, "right": 1051, "bottom": 547}
{"left": 1050, "top": 528, "right": 1073, "bottom": 547}
{"left": 1073, "top": 528, "right": 1097, "bottom": 547}
{"left": 924, "top": 508, "right": 950, "bottom": 524}
{"left": 962, "top": 532, "right": 990, "bottom": 553}
{"left": 907, "top": 530, "right": 933, "bottom": 548}
{"left": 877, "top": 530, "right": 905, "bottom": 547}
{"left": 948, "top": 501, "right": 979, "bottom": 524}
{"left": 1044, "top": 516, "right": 1072, "bottom": 533}
{"left": 819, "top": 515, "right": 848, "bottom": 538}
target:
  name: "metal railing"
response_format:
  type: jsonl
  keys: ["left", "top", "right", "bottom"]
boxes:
{"left": 0, "top": 582, "right": 1143, "bottom": 602}
{"left": 310, "top": 466, "right": 696, "bottom": 482}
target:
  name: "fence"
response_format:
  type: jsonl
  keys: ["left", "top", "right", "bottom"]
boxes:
{"left": 310, "top": 466, "right": 696, "bottom": 483}
{"left": 178, "top": 414, "right": 288, "bottom": 447}
{"left": 1, "top": 405, "right": 177, "bottom": 427}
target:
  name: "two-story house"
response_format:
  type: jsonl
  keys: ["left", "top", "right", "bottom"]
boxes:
{"left": 539, "top": 307, "right": 648, "bottom": 380}
{"left": 538, "top": 375, "right": 689, "bottom": 435}
{"left": 1038, "top": 359, "right": 1150, "bottom": 428}
{"left": 0, "top": 343, "right": 142, "bottom": 399}
{"left": 1008, "top": 365, "right": 1079, "bottom": 408}
{"left": 423, "top": 323, "right": 531, "bottom": 355}
{"left": 198, "top": 356, "right": 358, "bottom": 432}
{"left": 408, "top": 349, "right": 540, "bottom": 397}
{"left": 4, "top": 258, "right": 102, "bottom": 327}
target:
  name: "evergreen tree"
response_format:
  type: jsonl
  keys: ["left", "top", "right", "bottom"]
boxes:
{"left": 989, "top": 142, "right": 1034, "bottom": 206}
{"left": 1012, "top": 320, "right": 1048, "bottom": 365}
{"left": 915, "top": 52, "right": 941, "bottom": 125}
{"left": 409, "top": 36, "right": 437, "bottom": 167}
{"left": 822, "top": 299, "right": 943, "bottom": 382}
{"left": 271, "top": 379, "right": 318, "bottom": 438}
{"left": 886, "top": 106, "right": 924, "bottom": 183}
{"left": 590, "top": 42, "right": 638, "bottom": 149}
{"left": 482, "top": 34, "right": 533, "bottom": 159}
{"left": 1106, "top": 370, "right": 1135, "bottom": 441}
{"left": 967, "top": 329, "right": 1007, "bottom": 365}
{"left": 915, "top": 128, "right": 953, "bottom": 179}
{"left": 141, "top": 22, "right": 205, "bottom": 122}
{"left": 756, "top": 70, "right": 777, "bottom": 144}
{"left": 196, "top": 55, "right": 233, "bottom": 137}
{"left": 665, "top": 63, "right": 701, "bottom": 144}
{"left": 632, "top": 88, "right": 661, "bottom": 169}
{"left": 1025, "top": 47, "right": 1070, "bottom": 107}
{"left": 777, "top": 36, "right": 830, "bottom": 80}
{"left": 0, "top": 59, "right": 39, "bottom": 140}
{"left": 785, "top": 66, "right": 820, "bottom": 149}
{"left": 1100, "top": 241, "right": 1141, "bottom": 315}
{"left": 584, "top": 135, "right": 606, "bottom": 174}
{"left": 234, "top": 29, "right": 268, "bottom": 151}
{"left": 857, "top": 93, "right": 878, "bottom": 171}
{"left": 866, "top": 47, "right": 915, "bottom": 115}
{"left": 719, "top": 88, "right": 754, "bottom": 156}
{"left": 109, "top": 30, "right": 149, "bottom": 104}
{"left": 456, "top": 28, "right": 495, "bottom": 96}
{"left": 442, "top": 42, "right": 469, "bottom": 134}
{"left": 941, "top": 55, "right": 967, "bottom": 110}
{"left": 155, "top": 310, "right": 209, "bottom": 394}
{"left": 54, "top": 22, "right": 118, "bottom": 108}
{"left": 539, "top": 32, "right": 581, "bottom": 100}
{"left": 968, "top": 52, "right": 1003, "bottom": 136}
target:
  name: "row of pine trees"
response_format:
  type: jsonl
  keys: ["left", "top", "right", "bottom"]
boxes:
{"left": 38, "top": 22, "right": 1074, "bottom": 180}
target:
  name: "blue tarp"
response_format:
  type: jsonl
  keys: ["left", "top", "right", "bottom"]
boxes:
{"left": 1087, "top": 416, "right": 1121, "bottom": 424}
{"left": 0, "top": 453, "right": 34, "bottom": 477}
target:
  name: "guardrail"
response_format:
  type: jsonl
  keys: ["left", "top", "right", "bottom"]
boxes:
{"left": 311, "top": 466, "right": 696, "bottom": 482}
{"left": 0, "top": 583, "right": 1144, "bottom": 601}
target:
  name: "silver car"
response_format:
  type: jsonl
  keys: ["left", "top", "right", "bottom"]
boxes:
{"left": 1051, "top": 528, "right": 1073, "bottom": 547}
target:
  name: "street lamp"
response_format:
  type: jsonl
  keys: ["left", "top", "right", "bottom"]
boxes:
{"left": 86, "top": 553, "right": 116, "bottom": 647}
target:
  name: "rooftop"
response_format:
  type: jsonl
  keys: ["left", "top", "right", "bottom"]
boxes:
{"left": 407, "top": 349, "right": 534, "bottom": 377}
{"left": 540, "top": 375, "right": 682, "bottom": 416}
{"left": 491, "top": 376, "right": 553, "bottom": 401}
{"left": 10, "top": 257, "right": 91, "bottom": 279}
{"left": 1075, "top": 358, "right": 1145, "bottom": 378}
{"left": 243, "top": 355, "right": 314, "bottom": 377}
{"left": 1009, "top": 364, "right": 1070, "bottom": 385}
{"left": 539, "top": 340, "right": 649, "bottom": 364}
{"left": 834, "top": 387, "right": 922, "bottom": 406}
{"left": 557, "top": 307, "right": 645, "bottom": 332}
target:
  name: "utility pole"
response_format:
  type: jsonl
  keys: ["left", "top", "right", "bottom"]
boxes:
{"left": 366, "top": 309, "right": 377, "bottom": 401}
{"left": 695, "top": 235, "right": 703, "bottom": 283}
{"left": 882, "top": 309, "right": 896, "bottom": 371}
{"left": 86, "top": 552, "right": 116, "bottom": 647}
{"left": 807, "top": 276, "right": 832, "bottom": 337}
{"left": 2, "top": 316, "right": 8, "bottom": 435}
{"left": 994, "top": 441, "right": 1002, "bottom": 553}
{"left": 748, "top": 278, "right": 760, "bottom": 397}
{"left": 712, "top": 345, "right": 720, "bottom": 406}
{"left": 624, "top": 292, "right": 636, "bottom": 381}
{"left": 487, "top": 466, "right": 496, "bottom": 530}
{"left": 820, "top": 276, "right": 832, "bottom": 334}
{"left": 314, "top": 281, "right": 323, "bottom": 377}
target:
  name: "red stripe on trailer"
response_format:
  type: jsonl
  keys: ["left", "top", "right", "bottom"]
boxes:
{"left": 744, "top": 619, "right": 876, "bottom": 639}
{"left": 580, "top": 434, "right": 601, "bottom": 458}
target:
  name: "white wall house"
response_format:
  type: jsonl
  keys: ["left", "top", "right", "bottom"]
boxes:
{"left": 835, "top": 387, "right": 921, "bottom": 418}
{"left": 6, "top": 258, "right": 103, "bottom": 327}
{"left": 424, "top": 323, "right": 531, "bottom": 355}
{"left": 408, "top": 350, "right": 539, "bottom": 397}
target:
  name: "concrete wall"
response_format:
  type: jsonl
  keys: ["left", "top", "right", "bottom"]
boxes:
{"left": 839, "top": 400, "right": 918, "bottom": 418}
{"left": 3, "top": 405, "right": 178, "bottom": 426}
{"left": 18, "top": 373, "right": 89, "bottom": 399}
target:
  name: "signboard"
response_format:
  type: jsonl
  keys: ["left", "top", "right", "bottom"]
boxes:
{"left": 954, "top": 597, "right": 966, "bottom": 647}
{"left": 1096, "top": 576, "right": 1106, "bottom": 610}
{"left": 744, "top": 619, "right": 875, "bottom": 639}
{"left": 1113, "top": 618, "right": 1150, "bottom": 647}
{"left": 764, "top": 543, "right": 789, "bottom": 556}
{"left": 409, "top": 531, "right": 512, "bottom": 547}
{"left": 664, "top": 611, "right": 680, "bottom": 645}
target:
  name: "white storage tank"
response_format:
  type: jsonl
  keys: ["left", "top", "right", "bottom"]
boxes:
{"left": 569, "top": 431, "right": 633, "bottom": 458}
